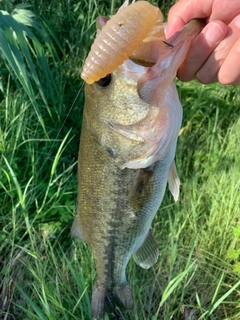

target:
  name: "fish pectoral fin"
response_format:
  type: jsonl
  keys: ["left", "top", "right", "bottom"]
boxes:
{"left": 168, "top": 160, "right": 180, "bottom": 201}
{"left": 133, "top": 230, "right": 159, "bottom": 269}
{"left": 71, "top": 215, "right": 85, "bottom": 240}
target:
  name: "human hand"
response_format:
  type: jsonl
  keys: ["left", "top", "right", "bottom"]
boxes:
{"left": 166, "top": 0, "right": 240, "bottom": 85}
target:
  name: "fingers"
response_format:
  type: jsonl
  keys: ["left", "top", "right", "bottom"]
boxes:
{"left": 166, "top": 0, "right": 240, "bottom": 85}
{"left": 177, "top": 21, "right": 228, "bottom": 82}
{"left": 166, "top": 16, "right": 185, "bottom": 39}
{"left": 196, "top": 15, "right": 240, "bottom": 84}
{"left": 215, "top": 17, "right": 240, "bottom": 84}
{"left": 218, "top": 38, "right": 240, "bottom": 85}
{"left": 166, "top": 0, "right": 213, "bottom": 38}
{"left": 166, "top": 0, "right": 239, "bottom": 38}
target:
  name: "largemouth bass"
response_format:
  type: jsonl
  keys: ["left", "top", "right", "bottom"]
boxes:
{"left": 72, "top": 2, "right": 204, "bottom": 319}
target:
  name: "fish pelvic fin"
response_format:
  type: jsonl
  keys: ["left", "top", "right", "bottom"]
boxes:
{"left": 91, "top": 282, "right": 133, "bottom": 320}
{"left": 133, "top": 230, "right": 159, "bottom": 269}
{"left": 168, "top": 160, "right": 180, "bottom": 201}
{"left": 71, "top": 215, "right": 85, "bottom": 240}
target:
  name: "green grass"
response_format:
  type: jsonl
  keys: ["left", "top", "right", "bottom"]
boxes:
{"left": 0, "top": 0, "right": 240, "bottom": 319}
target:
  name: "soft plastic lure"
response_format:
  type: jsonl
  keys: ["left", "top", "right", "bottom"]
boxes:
{"left": 81, "top": 0, "right": 164, "bottom": 84}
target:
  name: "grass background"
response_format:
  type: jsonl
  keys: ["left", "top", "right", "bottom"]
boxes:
{"left": 0, "top": 0, "right": 240, "bottom": 319}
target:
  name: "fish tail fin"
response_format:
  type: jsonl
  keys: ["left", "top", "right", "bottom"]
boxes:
{"left": 91, "top": 284, "right": 106, "bottom": 320}
{"left": 91, "top": 282, "right": 133, "bottom": 319}
{"left": 113, "top": 284, "right": 133, "bottom": 310}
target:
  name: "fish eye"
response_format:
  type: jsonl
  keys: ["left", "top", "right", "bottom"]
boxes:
{"left": 96, "top": 74, "right": 112, "bottom": 87}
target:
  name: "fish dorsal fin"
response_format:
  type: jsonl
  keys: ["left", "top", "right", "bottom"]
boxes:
{"left": 168, "top": 160, "right": 180, "bottom": 201}
{"left": 71, "top": 215, "right": 85, "bottom": 240}
{"left": 133, "top": 230, "right": 159, "bottom": 269}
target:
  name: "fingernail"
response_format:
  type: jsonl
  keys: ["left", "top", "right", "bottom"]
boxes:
{"left": 204, "top": 23, "right": 225, "bottom": 43}
{"left": 232, "top": 15, "right": 240, "bottom": 29}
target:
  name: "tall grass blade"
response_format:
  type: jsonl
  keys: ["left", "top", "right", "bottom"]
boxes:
{"left": 153, "top": 261, "right": 196, "bottom": 319}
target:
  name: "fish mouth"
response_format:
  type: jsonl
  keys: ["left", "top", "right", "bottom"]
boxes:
{"left": 111, "top": 59, "right": 160, "bottom": 145}
{"left": 116, "top": 59, "right": 148, "bottom": 89}
{"left": 105, "top": 19, "right": 204, "bottom": 169}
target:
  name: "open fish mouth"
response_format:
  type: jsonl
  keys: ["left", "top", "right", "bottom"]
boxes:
{"left": 102, "top": 53, "right": 172, "bottom": 169}
{"left": 102, "top": 19, "right": 204, "bottom": 169}
{"left": 115, "top": 58, "right": 148, "bottom": 87}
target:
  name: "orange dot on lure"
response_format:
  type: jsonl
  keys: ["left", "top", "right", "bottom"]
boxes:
{"left": 81, "top": 1, "right": 164, "bottom": 84}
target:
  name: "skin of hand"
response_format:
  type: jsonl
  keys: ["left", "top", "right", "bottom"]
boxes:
{"left": 166, "top": 0, "right": 240, "bottom": 85}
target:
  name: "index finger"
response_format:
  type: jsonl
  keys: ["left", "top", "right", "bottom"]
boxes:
{"left": 166, "top": 0, "right": 240, "bottom": 38}
{"left": 166, "top": 0, "right": 214, "bottom": 38}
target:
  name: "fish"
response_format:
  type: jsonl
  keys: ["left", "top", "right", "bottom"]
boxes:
{"left": 72, "top": 1, "right": 204, "bottom": 319}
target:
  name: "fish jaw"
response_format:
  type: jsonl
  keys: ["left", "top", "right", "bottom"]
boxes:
{"left": 107, "top": 63, "right": 182, "bottom": 169}
{"left": 108, "top": 19, "right": 204, "bottom": 169}
{"left": 138, "top": 19, "right": 205, "bottom": 96}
